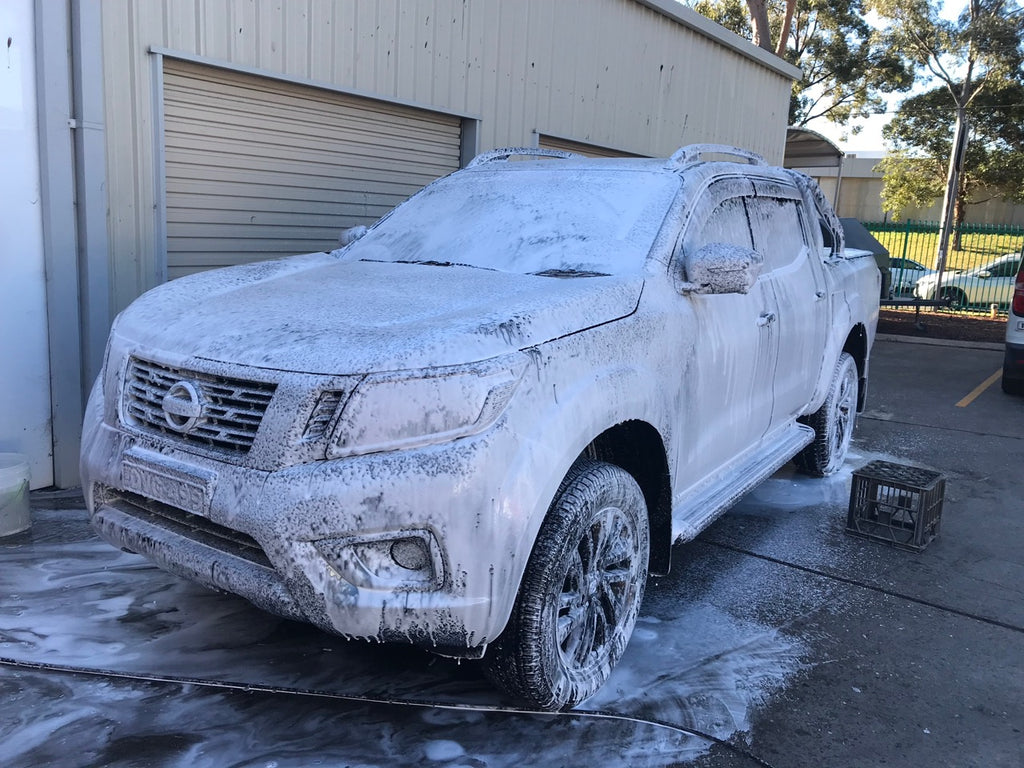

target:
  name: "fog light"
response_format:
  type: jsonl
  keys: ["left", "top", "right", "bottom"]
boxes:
{"left": 314, "top": 529, "right": 443, "bottom": 590}
{"left": 391, "top": 537, "right": 431, "bottom": 571}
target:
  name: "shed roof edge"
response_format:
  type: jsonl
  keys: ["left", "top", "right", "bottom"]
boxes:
{"left": 633, "top": 0, "right": 802, "bottom": 81}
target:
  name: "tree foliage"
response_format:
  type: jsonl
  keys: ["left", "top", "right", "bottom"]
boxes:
{"left": 878, "top": 81, "right": 1024, "bottom": 220}
{"left": 875, "top": 151, "right": 944, "bottom": 218}
{"left": 692, "top": 0, "right": 913, "bottom": 132}
{"left": 694, "top": 0, "right": 754, "bottom": 38}
{"left": 871, "top": 0, "right": 1024, "bottom": 228}
{"left": 870, "top": 0, "right": 1024, "bottom": 108}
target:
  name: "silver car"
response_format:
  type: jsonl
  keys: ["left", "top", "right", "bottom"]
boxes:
{"left": 889, "top": 257, "right": 933, "bottom": 297}
{"left": 915, "top": 253, "right": 1022, "bottom": 309}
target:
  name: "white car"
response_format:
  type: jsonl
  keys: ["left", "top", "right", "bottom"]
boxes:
{"left": 889, "top": 257, "right": 933, "bottom": 297}
{"left": 1003, "top": 255, "right": 1024, "bottom": 395}
{"left": 81, "top": 145, "right": 880, "bottom": 710}
{"left": 914, "top": 253, "right": 1022, "bottom": 309}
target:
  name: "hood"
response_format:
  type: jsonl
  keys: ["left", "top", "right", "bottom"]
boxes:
{"left": 113, "top": 253, "right": 643, "bottom": 374}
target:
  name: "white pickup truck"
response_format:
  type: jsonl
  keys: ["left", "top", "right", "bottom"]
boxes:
{"left": 81, "top": 145, "right": 880, "bottom": 710}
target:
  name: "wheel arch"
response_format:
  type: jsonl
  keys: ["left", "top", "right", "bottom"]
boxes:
{"left": 842, "top": 323, "right": 869, "bottom": 411}
{"left": 584, "top": 420, "right": 672, "bottom": 576}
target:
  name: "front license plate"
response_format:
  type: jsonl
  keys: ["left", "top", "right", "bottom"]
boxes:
{"left": 121, "top": 451, "right": 214, "bottom": 516}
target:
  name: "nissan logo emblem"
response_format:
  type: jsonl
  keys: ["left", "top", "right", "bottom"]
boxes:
{"left": 162, "top": 380, "right": 205, "bottom": 433}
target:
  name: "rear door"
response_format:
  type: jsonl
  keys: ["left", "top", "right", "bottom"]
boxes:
{"left": 746, "top": 181, "right": 828, "bottom": 428}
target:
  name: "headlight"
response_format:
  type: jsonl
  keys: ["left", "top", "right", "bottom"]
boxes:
{"left": 327, "top": 356, "right": 526, "bottom": 458}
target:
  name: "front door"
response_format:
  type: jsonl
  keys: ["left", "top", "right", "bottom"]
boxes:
{"left": 674, "top": 184, "right": 779, "bottom": 492}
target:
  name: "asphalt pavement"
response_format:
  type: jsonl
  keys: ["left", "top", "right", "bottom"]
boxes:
{"left": 694, "top": 335, "right": 1024, "bottom": 767}
{"left": 2, "top": 335, "right": 1022, "bottom": 767}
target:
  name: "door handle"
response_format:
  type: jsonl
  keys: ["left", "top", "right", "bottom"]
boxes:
{"left": 815, "top": 291, "right": 827, "bottom": 301}
{"left": 757, "top": 311, "right": 776, "bottom": 327}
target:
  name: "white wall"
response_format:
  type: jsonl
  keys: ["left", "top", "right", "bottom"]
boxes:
{"left": 0, "top": 0, "right": 54, "bottom": 488}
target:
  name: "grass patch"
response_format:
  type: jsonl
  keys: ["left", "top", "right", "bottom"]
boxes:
{"left": 866, "top": 224, "right": 1024, "bottom": 272}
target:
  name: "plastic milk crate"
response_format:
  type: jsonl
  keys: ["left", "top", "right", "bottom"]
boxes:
{"left": 846, "top": 461, "right": 946, "bottom": 552}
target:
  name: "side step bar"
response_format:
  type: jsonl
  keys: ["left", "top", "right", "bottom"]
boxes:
{"left": 671, "top": 422, "right": 815, "bottom": 542}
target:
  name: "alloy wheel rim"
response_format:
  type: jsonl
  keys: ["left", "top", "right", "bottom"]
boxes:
{"left": 829, "top": 364, "right": 857, "bottom": 465}
{"left": 555, "top": 504, "right": 641, "bottom": 675}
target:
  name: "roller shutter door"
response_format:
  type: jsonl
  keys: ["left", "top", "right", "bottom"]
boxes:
{"left": 538, "top": 134, "right": 645, "bottom": 159}
{"left": 163, "top": 59, "right": 462, "bottom": 279}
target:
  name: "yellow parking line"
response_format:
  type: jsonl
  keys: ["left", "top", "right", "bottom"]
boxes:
{"left": 956, "top": 369, "right": 1002, "bottom": 408}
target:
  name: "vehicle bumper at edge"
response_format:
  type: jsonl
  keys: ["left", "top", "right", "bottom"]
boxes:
{"left": 1004, "top": 341, "right": 1024, "bottom": 385}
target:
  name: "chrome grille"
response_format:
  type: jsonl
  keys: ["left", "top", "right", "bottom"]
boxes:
{"left": 123, "top": 357, "right": 276, "bottom": 454}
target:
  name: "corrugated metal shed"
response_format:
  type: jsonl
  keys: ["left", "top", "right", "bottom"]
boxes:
{"left": 100, "top": 0, "right": 799, "bottom": 310}
{"left": 163, "top": 59, "right": 462, "bottom": 277}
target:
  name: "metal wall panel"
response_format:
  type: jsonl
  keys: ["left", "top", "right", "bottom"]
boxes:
{"left": 100, "top": 0, "right": 797, "bottom": 310}
{"left": 163, "top": 59, "right": 461, "bottom": 278}
{"left": 538, "top": 135, "right": 646, "bottom": 159}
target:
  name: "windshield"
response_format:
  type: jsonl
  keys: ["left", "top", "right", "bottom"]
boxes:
{"left": 353, "top": 168, "right": 679, "bottom": 276}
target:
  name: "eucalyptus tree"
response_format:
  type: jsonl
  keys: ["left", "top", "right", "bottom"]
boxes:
{"left": 871, "top": 0, "right": 1024, "bottom": 266}
{"left": 692, "top": 0, "right": 913, "bottom": 133}
{"left": 878, "top": 81, "right": 1024, "bottom": 239}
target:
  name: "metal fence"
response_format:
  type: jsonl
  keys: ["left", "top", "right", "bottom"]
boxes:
{"left": 864, "top": 221, "right": 1024, "bottom": 315}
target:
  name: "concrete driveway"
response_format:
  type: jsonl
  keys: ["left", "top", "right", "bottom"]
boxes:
{"left": 2, "top": 336, "right": 1022, "bottom": 767}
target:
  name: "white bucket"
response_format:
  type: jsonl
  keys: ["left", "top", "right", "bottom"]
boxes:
{"left": 0, "top": 453, "right": 31, "bottom": 537}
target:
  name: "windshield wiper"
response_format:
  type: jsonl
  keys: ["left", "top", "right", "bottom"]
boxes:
{"left": 531, "top": 268, "right": 610, "bottom": 278}
{"left": 359, "top": 258, "right": 493, "bottom": 271}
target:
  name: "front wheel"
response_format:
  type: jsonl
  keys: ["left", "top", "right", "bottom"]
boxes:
{"left": 795, "top": 352, "right": 859, "bottom": 477}
{"left": 483, "top": 460, "right": 649, "bottom": 710}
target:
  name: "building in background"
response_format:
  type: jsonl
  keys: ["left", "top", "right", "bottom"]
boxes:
{"left": 808, "top": 157, "right": 1024, "bottom": 226}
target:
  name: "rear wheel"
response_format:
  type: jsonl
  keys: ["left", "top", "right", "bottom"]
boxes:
{"left": 1002, "top": 371, "right": 1024, "bottom": 396}
{"left": 795, "top": 352, "right": 858, "bottom": 477}
{"left": 484, "top": 460, "right": 649, "bottom": 710}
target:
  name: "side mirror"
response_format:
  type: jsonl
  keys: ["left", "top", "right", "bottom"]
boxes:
{"left": 338, "top": 225, "right": 368, "bottom": 247}
{"left": 682, "top": 243, "right": 763, "bottom": 295}
{"left": 977, "top": 270, "right": 992, "bottom": 279}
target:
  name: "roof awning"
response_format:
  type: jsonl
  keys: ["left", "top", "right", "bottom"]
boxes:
{"left": 783, "top": 127, "right": 844, "bottom": 169}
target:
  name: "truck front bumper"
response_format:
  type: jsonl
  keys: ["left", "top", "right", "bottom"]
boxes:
{"left": 81, "top": 386, "right": 533, "bottom": 656}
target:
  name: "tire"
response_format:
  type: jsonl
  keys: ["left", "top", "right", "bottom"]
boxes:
{"left": 1002, "top": 372, "right": 1024, "bottom": 396}
{"left": 483, "top": 460, "right": 649, "bottom": 711}
{"left": 795, "top": 352, "right": 858, "bottom": 477}
{"left": 940, "top": 287, "right": 967, "bottom": 311}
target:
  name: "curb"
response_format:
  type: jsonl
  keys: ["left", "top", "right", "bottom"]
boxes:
{"left": 876, "top": 333, "right": 1004, "bottom": 352}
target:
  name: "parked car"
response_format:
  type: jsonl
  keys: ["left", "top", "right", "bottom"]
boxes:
{"left": 914, "top": 253, "right": 1022, "bottom": 309}
{"left": 80, "top": 145, "right": 880, "bottom": 710}
{"left": 888, "top": 257, "right": 934, "bottom": 297}
{"left": 1003, "top": 254, "right": 1024, "bottom": 395}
